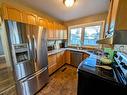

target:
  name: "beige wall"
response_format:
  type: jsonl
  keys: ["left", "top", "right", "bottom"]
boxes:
{"left": 64, "top": 12, "right": 108, "bottom": 26}
{"left": 0, "top": 0, "right": 62, "bottom": 23}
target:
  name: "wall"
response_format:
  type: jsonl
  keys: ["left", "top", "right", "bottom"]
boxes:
{"left": 0, "top": 0, "right": 62, "bottom": 23}
{"left": 64, "top": 12, "right": 107, "bottom": 26}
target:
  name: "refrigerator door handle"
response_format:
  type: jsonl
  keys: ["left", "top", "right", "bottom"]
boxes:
{"left": 33, "top": 35, "right": 37, "bottom": 62}
{"left": 27, "top": 35, "right": 33, "bottom": 60}
{"left": 27, "top": 67, "right": 47, "bottom": 81}
{"left": 19, "top": 67, "right": 47, "bottom": 83}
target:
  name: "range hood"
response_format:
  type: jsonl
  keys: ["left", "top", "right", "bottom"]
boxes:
{"left": 96, "top": 30, "right": 127, "bottom": 45}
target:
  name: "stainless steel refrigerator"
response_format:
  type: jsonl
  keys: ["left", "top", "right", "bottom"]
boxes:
{"left": 5, "top": 20, "right": 49, "bottom": 95}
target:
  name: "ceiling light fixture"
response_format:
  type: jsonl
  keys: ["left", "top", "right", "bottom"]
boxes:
{"left": 63, "top": 0, "right": 76, "bottom": 8}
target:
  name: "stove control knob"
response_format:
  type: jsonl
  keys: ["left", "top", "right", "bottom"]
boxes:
{"left": 125, "top": 73, "right": 127, "bottom": 79}
{"left": 120, "top": 62, "right": 125, "bottom": 65}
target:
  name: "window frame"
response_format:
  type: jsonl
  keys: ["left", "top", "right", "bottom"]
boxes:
{"left": 68, "top": 21, "right": 105, "bottom": 48}
{"left": 68, "top": 27, "right": 83, "bottom": 46}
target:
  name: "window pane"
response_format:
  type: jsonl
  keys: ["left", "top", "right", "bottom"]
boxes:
{"left": 84, "top": 25, "right": 101, "bottom": 46}
{"left": 70, "top": 28, "right": 82, "bottom": 45}
{"left": 0, "top": 36, "right": 4, "bottom": 55}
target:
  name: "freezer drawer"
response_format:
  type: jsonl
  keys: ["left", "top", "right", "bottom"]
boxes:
{"left": 16, "top": 67, "right": 49, "bottom": 95}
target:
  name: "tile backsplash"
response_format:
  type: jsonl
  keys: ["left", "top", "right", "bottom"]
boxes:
{"left": 47, "top": 40, "right": 67, "bottom": 51}
{"left": 114, "top": 45, "right": 127, "bottom": 53}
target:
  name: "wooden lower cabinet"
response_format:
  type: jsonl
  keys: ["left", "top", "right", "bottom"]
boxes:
{"left": 65, "top": 50, "right": 71, "bottom": 64}
{"left": 56, "top": 51, "right": 65, "bottom": 68}
{"left": 48, "top": 51, "right": 65, "bottom": 75}
{"left": 48, "top": 50, "right": 90, "bottom": 75}
{"left": 48, "top": 54, "right": 57, "bottom": 75}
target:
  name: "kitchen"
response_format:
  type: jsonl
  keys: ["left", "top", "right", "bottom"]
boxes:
{"left": 0, "top": 0, "right": 127, "bottom": 95}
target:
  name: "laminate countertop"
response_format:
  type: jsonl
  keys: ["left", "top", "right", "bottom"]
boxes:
{"left": 48, "top": 48, "right": 95, "bottom": 56}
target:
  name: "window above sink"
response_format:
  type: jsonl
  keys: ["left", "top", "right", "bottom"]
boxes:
{"left": 68, "top": 21, "right": 104, "bottom": 48}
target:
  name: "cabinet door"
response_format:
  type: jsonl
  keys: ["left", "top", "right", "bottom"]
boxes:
{"left": 54, "top": 23, "right": 59, "bottom": 39}
{"left": 47, "top": 22, "right": 54, "bottom": 39}
{"left": 48, "top": 55, "right": 57, "bottom": 75}
{"left": 115, "top": 0, "right": 127, "bottom": 30}
{"left": 22, "top": 12, "right": 37, "bottom": 25}
{"left": 3, "top": 4, "right": 23, "bottom": 22}
{"left": 37, "top": 17, "right": 44, "bottom": 26}
{"left": 55, "top": 24, "right": 59, "bottom": 39}
{"left": 56, "top": 51, "right": 65, "bottom": 69}
{"left": 63, "top": 29, "right": 67, "bottom": 39}
{"left": 65, "top": 51, "right": 70, "bottom": 64}
{"left": 56, "top": 53, "right": 61, "bottom": 68}
{"left": 27, "top": 13, "right": 37, "bottom": 25}
{"left": 59, "top": 30, "right": 64, "bottom": 39}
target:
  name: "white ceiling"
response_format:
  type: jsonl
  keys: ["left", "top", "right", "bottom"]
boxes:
{"left": 18, "top": 0, "right": 110, "bottom": 21}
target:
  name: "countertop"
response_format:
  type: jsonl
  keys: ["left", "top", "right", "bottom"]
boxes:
{"left": 48, "top": 48, "right": 94, "bottom": 56}
{"left": 48, "top": 48, "right": 127, "bottom": 86}
{"left": 48, "top": 48, "right": 66, "bottom": 56}
{"left": 48, "top": 48, "right": 116, "bottom": 81}
{"left": 78, "top": 56, "right": 116, "bottom": 82}
{"left": 77, "top": 53, "right": 127, "bottom": 94}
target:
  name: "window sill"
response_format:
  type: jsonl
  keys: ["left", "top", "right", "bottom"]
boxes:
{"left": 68, "top": 45, "right": 98, "bottom": 50}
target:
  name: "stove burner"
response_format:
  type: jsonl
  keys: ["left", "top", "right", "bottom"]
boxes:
{"left": 113, "top": 52, "right": 127, "bottom": 85}
{"left": 122, "top": 64, "right": 127, "bottom": 70}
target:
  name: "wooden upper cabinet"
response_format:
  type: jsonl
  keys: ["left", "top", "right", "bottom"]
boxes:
{"left": 22, "top": 12, "right": 37, "bottom": 25}
{"left": 63, "top": 29, "right": 67, "bottom": 39}
{"left": 2, "top": 4, "right": 23, "bottom": 22}
{"left": 115, "top": 0, "right": 127, "bottom": 30}
{"left": 59, "top": 25, "right": 64, "bottom": 39}
{"left": 26, "top": 12, "right": 37, "bottom": 25}
{"left": 37, "top": 17, "right": 44, "bottom": 26}
{"left": 47, "top": 21, "right": 54, "bottom": 39}
{"left": 55, "top": 23, "right": 60, "bottom": 39}
{"left": 1, "top": 4, "right": 68, "bottom": 39}
{"left": 109, "top": 0, "right": 119, "bottom": 31}
{"left": 62, "top": 26, "right": 67, "bottom": 39}
{"left": 106, "top": 0, "right": 127, "bottom": 32}
{"left": 2, "top": 4, "right": 37, "bottom": 25}
{"left": 43, "top": 19, "right": 48, "bottom": 28}
{"left": 105, "top": 0, "right": 114, "bottom": 35}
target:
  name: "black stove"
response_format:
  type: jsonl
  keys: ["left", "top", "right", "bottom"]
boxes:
{"left": 113, "top": 52, "right": 127, "bottom": 85}
{"left": 77, "top": 51, "right": 127, "bottom": 95}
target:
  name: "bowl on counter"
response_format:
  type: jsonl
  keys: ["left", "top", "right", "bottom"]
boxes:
{"left": 100, "top": 56, "right": 112, "bottom": 65}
